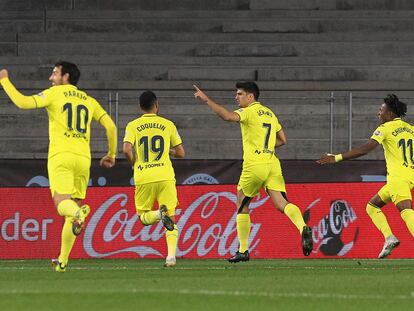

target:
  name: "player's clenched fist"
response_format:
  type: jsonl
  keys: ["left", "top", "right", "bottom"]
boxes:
{"left": 0, "top": 69, "right": 9, "bottom": 80}
{"left": 100, "top": 155, "right": 115, "bottom": 168}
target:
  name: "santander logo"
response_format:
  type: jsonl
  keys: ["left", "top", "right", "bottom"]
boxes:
{"left": 83, "top": 191, "right": 269, "bottom": 258}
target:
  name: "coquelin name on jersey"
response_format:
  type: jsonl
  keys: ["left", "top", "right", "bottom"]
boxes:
{"left": 136, "top": 123, "right": 166, "bottom": 132}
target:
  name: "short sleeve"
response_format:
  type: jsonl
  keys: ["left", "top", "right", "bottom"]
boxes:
{"left": 123, "top": 122, "right": 135, "bottom": 144}
{"left": 274, "top": 115, "right": 282, "bottom": 132}
{"left": 234, "top": 107, "right": 249, "bottom": 123}
{"left": 32, "top": 88, "right": 53, "bottom": 108}
{"left": 170, "top": 123, "right": 183, "bottom": 147}
{"left": 371, "top": 125, "right": 386, "bottom": 144}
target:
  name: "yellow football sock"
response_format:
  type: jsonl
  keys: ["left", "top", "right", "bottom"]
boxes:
{"left": 284, "top": 203, "right": 306, "bottom": 234}
{"left": 57, "top": 199, "right": 79, "bottom": 217}
{"left": 139, "top": 211, "right": 160, "bottom": 225}
{"left": 366, "top": 203, "right": 392, "bottom": 239}
{"left": 58, "top": 216, "right": 76, "bottom": 266}
{"left": 237, "top": 214, "right": 251, "bottom": 253}
{"left": 400, "top": 209, "right": 414, "bottom": 237}
{"left": 166, "top": 224, "right": 178, "bottom": 258}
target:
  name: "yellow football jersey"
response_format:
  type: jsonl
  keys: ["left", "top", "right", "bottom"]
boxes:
{"left": 371, "top": 118, "right": 414, "bottom": 180}
{"left": 33, "top": 84, "right": 106, "bottom": 158}
{"left": 32, "top": 85, "right": 107, "bottom": 159}
{"left": 123, "top": 114, "right": 182, "bottom": 185}
{"left": 234, "top": 102, "right": 282, "bottom": 167}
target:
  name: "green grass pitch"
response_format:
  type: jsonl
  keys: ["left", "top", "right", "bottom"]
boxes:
{"left": 0, "top": 259, "right": 413, "bottom": 311}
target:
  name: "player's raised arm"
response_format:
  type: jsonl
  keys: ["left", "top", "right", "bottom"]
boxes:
{"left": 0, "top": 69, "right": 37, "bottom": 109}
{"left": 193, "top": 84, "right": 240, "bottom": 122}
{"left": 99, "top": 114, "right": 117, "bottom": 168}
{"left": 317, "top": 139, "right": 379, "bottom": 164}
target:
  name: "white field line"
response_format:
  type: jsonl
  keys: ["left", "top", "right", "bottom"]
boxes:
{"left": 0, "top": 287, "right": 413, "bottom": 301}
{"left": 0, "top": 265, "right": 413, "bottom": 271}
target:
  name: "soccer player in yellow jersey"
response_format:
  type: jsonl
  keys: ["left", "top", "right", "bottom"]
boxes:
{"left": 123, "top": 91, "right": 185, "bottom": 267}
{"left": 0, "top": 61, "right": 117, "bottom": 271}
{"left": 194, "top": 82, "right": 313, "bottom": 263}
{"left": 318, "top": 94, "right": 414, "bottom": 258}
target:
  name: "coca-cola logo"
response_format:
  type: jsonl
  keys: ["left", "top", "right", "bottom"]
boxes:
{"left": 83, "top": 191, "right": 269, "bottom": 258}
{"left": 305, "top": 199, "right": 359, "bottom": 256}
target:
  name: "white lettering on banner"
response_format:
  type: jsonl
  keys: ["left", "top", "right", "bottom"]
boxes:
{"left": 26, "top": 176, "right": 49, "bottom": 187}
{"left": 176, "top": 191, "right": 266, "bottom": 257}
{"left": 182, "top": 173, "right": 219, "bottom": 185}
{"left": 83, "top": 194, "right": 164, "bottom": 258}
{"left": 83, "top": 191, "right": 269, "bottom": 258}
{"left": 1, "top": 212, "right": 53, "bottom": 241}
{"left": 330, "top": 200, "right": 356, "bottom": 235}
{"left": 309, "top": 199, "right": 358, "bottom": 256}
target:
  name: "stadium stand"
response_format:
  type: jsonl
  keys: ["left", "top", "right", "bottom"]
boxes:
{"left": 0, "top": 0, "right": 413, "bottom": 159}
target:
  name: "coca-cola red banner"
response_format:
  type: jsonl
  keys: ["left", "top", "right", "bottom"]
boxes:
{"left": 1, "top": 183, "right": 413, "bottom": 259}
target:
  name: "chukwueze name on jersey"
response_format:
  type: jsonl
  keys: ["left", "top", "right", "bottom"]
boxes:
{"left": 391, "top": 126, "right": 414, "bottom": 137}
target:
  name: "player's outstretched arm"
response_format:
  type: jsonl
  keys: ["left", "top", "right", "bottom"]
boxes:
{"left": 0, "top": 69, "right": 37, "bottom": 109}
{"left": 193, "top": 84, "right": 240, "bottom": 122}
{"left": 99, "top": 114, "right": 117, "bottom": 168}
{"left": 317, "top": 139, "right": 379, "bottom": 165}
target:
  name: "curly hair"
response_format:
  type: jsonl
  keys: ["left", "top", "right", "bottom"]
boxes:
{"left": 384, "top": 94, "right": 407, "bottom": 117}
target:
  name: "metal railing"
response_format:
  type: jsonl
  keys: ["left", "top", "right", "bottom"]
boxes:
{"left": 2, "top": 91, "right": 414, "bottom": 159}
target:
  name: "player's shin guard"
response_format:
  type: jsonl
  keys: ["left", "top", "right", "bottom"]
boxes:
{"left": 284, "top": 203, "right": 306, "bottom": 234}
{"left": 58, "top": 216, "right": 76, "bottom": 266}
{"left": 400, "top": 208, "right": 414, "bottom": 237}
{"left": 236, "top": 214, "right": 251, "bottom": 253}
{"left": 57, "top": 199, "right": 80, "bottom": 217}
{"left": 140, "top": 211, "right": 160, "bottom": 225}
{"left": 166, "top": 224, "right": 178, "bottom": 258}
{"left": 366, "top": 203, "right": 393, "bottom": 239}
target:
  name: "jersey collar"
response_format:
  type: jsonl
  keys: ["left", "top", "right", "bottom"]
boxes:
{"left": 248, "top": 101, "right": 260, "bottom": 107}
{"left": 142, "top": 113, "right": 157, "bottom": 117}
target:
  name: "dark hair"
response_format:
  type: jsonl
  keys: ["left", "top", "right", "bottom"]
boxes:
{"left": 55, "top": 61, "right": 80, "bottom": 86}
{"left": 139, "top": 90, "right": 157, "bottom": 111}
{"left": 235, "top": 81, "right": 260, "bottom": 100}
{"left": 384, "top": 94, "right": 407, "bottom": 117}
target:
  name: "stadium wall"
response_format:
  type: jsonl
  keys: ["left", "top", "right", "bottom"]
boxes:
{"left": 1, "top": 184, "right": 413, "bottom": 259}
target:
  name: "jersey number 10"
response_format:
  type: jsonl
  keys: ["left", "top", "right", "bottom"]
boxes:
{"left": 63, "top": 103, "right": 89, "bottom": 134}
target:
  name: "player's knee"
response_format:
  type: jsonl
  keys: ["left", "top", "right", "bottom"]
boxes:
{"left": 366, "top": 203, "right": 379, "bottom": 216}
{"left": 237, "top": 197, "right": 252, "bottom": 214}
{"left": 237, "top": 206, "right": 249, "bottom": 214}
{"left": 138, "top": 214, "right": 148, "bottom": 226}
